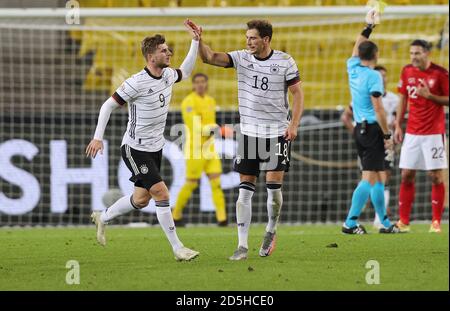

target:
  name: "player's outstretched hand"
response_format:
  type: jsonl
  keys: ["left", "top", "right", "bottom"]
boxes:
{"left": 85, "top": 139, "right": 103, "bottom": 159}
{"left": 394, "top": 125, "right": 403, "bottom": 144}
{"left": 284, "top": 124, "right": 298, "bottom": 141}
{"left": 184, "top": 19, "right": 202, "bottom": 41}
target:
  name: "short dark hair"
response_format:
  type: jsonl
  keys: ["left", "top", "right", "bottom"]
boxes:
{"left": 246, "top": 20, "right": 273, "bottom": 41}
{"left": 141, "top": 34, "right": 165, "bottom": 60}
{"left": 358, "top": 41, "right": 378, "bottom": 61}
{"left": 192, "top": 73, "right": 208, "bottom": 82}
{"left": 411, "top": 39, "right": 432, "bottom": 52}
{"left": 374, "top": 65, "right": 387, "bottom": 72}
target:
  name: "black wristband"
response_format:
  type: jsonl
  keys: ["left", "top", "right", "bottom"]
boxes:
{"left": 383, "top": 133, "right": 392, "bottom": 140}
{"left": 361, "top": 25, "right": 374, "bottom": 38}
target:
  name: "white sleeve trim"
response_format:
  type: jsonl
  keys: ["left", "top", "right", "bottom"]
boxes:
{"left": 93, "top": 97, "right": 121, "bottom": 140}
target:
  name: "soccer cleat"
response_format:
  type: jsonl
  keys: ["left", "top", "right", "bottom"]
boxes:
{"left": 342, "top": 224, "right": 367, "bottom": 235}
{"left": 259, "top": 231, "right": 277, "bottom": 257}
{"left": 379, "top": 224, "right": 402, "bottom": 234}
{"left": 395, "top": 220, "right": 411, "bottom": 233}
{"left": 229, "top": 246, "right": 248, "bottom": 261}
{"left": 173, "top": 247, "right": 199, "bottom": 261}
{"left": 90, "top": 211, "right": 106, "bottom": 246}
{"left": 429, "top": 220, "right": 441, "bottom": 233}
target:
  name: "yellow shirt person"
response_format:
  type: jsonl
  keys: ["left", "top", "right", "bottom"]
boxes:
{"left": 172, "top": 73, "right": 227, "bottom": 226}
{"left": 181, "top": 91, "right": 219, "bottom": 163}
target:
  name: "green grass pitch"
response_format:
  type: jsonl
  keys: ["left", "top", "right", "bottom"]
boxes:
{"left": 0, "top": 224, "right": 447, "bottom": 291}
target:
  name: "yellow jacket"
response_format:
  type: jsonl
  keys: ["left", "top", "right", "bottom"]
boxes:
{"left": 181, "top": 92, "right": 218, "bottom": 159}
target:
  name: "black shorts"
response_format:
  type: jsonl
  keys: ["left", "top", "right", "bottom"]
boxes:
{"left": 357, "top": 156, "right": 394, "bottom": 171}
{"left": 234, "top": 134, "right": 291, "bottom": 177}
{"left": 354, "top": 122, "right": 385, "bottom": 171}
{"left": 121, "top": 144, "right": 163, "bottom": 190}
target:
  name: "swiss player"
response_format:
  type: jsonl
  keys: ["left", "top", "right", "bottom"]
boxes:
{"left": 394, "top": 39, "right": 449, "bottom": 233}
{"left": 186, "top": 20, "right": 304, "bottom": 260}
{"left": 85, "top": 20, "right": 201, "bottom": 261}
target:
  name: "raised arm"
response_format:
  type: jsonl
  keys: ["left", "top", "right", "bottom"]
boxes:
{"left": 85, "top": 97, "right": 121, "bottom": 158}
{"left": 178, "top": 19, "right": 201, "bottom": 81}
{"left": 352, "top": 9, "right": 379, "bottom": 57}
{"left": 178, "top": 39, "right": 199, "bottom": 80}
{"left": 198, "top": 39, "right": 232, "bottom": 68}
{"left": 185, "top": 19, "right": 231, "bottom": 68}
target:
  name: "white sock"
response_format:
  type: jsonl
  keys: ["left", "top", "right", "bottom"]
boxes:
{"left": 384, "top": 188, "right": 390, "bottom": 211}
{"left": 100, "top": 195, "right": 136, "bottom": 223}
{"left": 374, "top": 213, "right": 381, "bottom": 225}
{"left": 156, "top": 200, "right": 183, "bottom": 251}
{"left": 375, "top": 189, "right": 390, "bottom": 224}
{"left": 266, "top": 184, "right": 283, "bottom": 233}
{"left": 236, "top": 182, "right": 255, "bottom": 249}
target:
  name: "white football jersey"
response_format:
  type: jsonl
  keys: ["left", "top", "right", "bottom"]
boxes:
{"left": 382, "top": 91, "right": 399, "bottom": 126}
{"left": 113, "top": 67, "right": 182, "bottom": 152}
{"left": 227, "top": 49, "right": 301, "bottom": 138}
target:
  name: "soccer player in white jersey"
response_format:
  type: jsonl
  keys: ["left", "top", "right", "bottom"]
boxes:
{"left": 85, "top": 20, "right": 201, "bottom": 261}
{"left": 341, "top": 65, "right": 399, "bottom": 229}
{"left": 186, "top": 20, "right": 304, "bottom": 260}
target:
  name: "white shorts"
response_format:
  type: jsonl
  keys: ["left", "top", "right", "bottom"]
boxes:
{"left": 399, "top": 133, "right": 448, "bottom": 171}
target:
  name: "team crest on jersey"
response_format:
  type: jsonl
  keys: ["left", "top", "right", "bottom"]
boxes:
{"left": 428, "top": 79, "right": 436, "bottom": 88}
{"left": 140, "top": 164, "right": 149, "bottom": 174}
{"left": 270, "top": 64, "right": 280, "bottom": 74}
{"left": 408, "top": 77, "right": 416, "bottom": 84}
{"left": 235, "top": 155, "right": 241, "bottom": 164}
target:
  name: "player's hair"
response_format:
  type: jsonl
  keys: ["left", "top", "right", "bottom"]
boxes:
{"left": 141, "top": 34, "right": 166, "bottom": 60}
{"left": 410, "top": 39, "right": 433, "bottom": 52}
{"left": 192, "top": 73, "right": 208, "bottom": 82}
{"left": 374, "top": 65, "right": 387, "bottom": 72}
{"left": 246, "top": 20, "right": 273, "bottom": 41}
{"left": 358, "top": 41, "right": 378, "bottom": 61}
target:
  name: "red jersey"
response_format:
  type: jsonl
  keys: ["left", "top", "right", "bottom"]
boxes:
{"left": 397, "top": 62, "right": 449, "bottom": 135}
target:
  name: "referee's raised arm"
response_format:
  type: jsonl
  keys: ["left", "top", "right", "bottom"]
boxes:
{"left": 352, "top": 9, "right": 378, "bottom": 57}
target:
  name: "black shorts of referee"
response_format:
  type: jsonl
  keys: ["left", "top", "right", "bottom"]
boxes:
{"left": 354, "top": 121, "right": 386, "bottom": 171}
